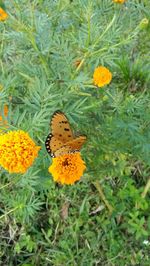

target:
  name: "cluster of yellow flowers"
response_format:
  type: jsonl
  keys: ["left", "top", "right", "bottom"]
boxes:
{"left": 0, "top": 101, "right": 87, "bottom": 184}
{"left": 0, "top": 127, "right": 86, "bottom": 184}
{"left": 0, "top": 0, "right": 126, "bottom": 185}
{"left": 0, "top": 65, "right": 112, "bottom": 185}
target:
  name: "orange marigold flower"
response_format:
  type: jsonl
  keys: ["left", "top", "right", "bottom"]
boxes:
{"left": 0, "top": 7, "right": 8, "bottom": 21}
{"left": 0, "top": 130, "right": 40, "bottom": 173}
{"left": 49, "top": 152, "right": 86, "bottom": 185}
{"left": 93, "top": 66, "right": 112, "bottom": 88}
{"left": 113, "top": 0, "right": 126, "bottom": 3}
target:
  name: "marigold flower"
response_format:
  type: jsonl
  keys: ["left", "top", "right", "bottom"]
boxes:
{"left": 93, "top": 66, "right": 112, "bottom": 88}
{"left": 113, "top": 0, "right": 126, "bottom": 3}
{"left": 49, "top": 152, "right": 86, "bottom": 185}
{"left": 0, "top": 130, "right": 40, "bottom": 173}
{"left": 0, "top": 7, "right": 8, "bottom": 21}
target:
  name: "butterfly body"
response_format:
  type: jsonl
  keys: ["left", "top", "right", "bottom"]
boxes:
{"left": 45, "top": 111, "right": 86, "bottom": 157}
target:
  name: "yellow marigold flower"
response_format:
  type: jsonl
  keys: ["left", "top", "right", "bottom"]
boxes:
{"left": 0, "top": 7, "right": 8, "bottom": 21}
{"left": 93, "top": 66, "right": 112, "bottom": 88}
{"left": 113, "top": 0, "right": 126, "bottom": 3}
{"left": 49, "top": 152, "right": 86, "bottom": 185}
{"left": 0, "top": 130, "right": 40, "bottom": 173}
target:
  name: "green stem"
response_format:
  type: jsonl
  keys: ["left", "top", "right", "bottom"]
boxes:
{"left": 92, "top": 15, "right": 116, "bottom": 49}
{"left": 93, "top": 180, "right": 114, "bottom": 215}
{"left": 75, "top": 16, "right": 116, "bottom": 75}
{"left": 87, "top": 13, "right": 91, "bottom": 46}
{"left": 0, "top": 206, "right": 22, "bottom": 220}
{"left": 74, "top": 16, "right": 139, "bottom": 79}
{"left": 141, "top": 178, "right": 150, "bottom": 198}
{"left": 0, "top": 182, "right": 12, "bottom": 190}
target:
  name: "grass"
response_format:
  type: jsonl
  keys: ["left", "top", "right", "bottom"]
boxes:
{"left": 0, "top": 0, "right": 150, "bottom": 265}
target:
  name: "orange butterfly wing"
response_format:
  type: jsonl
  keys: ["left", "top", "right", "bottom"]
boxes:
{"left": 45, "top": 111, "right": 86, "bottom": 157}
{"left": 51, "top": 111, "right": 74, "bottom": 142}
{"left": 54, "top": 136, "right": 87, "bottom": 157}
{"left": 65, "top": 136, "right": 87, "bottom": 150}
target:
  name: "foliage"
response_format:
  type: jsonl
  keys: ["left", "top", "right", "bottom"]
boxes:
{"left": 0, "top": 0, "right": 150, "bottom": 265}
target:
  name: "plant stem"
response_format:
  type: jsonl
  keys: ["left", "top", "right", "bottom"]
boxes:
{"left": 0, "top": 206, "right": 21, "bottom": 220}
{"left": 141, "top": 178, "right": 150, "bottom": 198}
{"left": 93, "top": 180, "right": 114, "bottom": 215}
{"left": 0, "top": 182, "right": 12, "bottom": 190}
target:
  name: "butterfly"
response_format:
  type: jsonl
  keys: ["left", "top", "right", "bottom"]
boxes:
{"left": 45, "top": 110, "right": 86, "bottom": 157}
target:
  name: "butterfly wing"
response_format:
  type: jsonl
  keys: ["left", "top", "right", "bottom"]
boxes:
{"left": 53, "top": 135, "right": 87, "bottom": 157}
{"left": 51, "top": 111, "right": 74, "bottom": 142}
{"left": 45, "top": 134, "right": 65, "bottom": 157}
{"left": 45, "top": 111, "right": 74, "bottom": 157}
{"left": 54, "top": 145, "right": 73, "bottom": 157}
{"left": 65, "top": 136, "right": 87, "bottom": 150}
{"left": 45, "top": 111, "right": 86, "bottom": 157}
